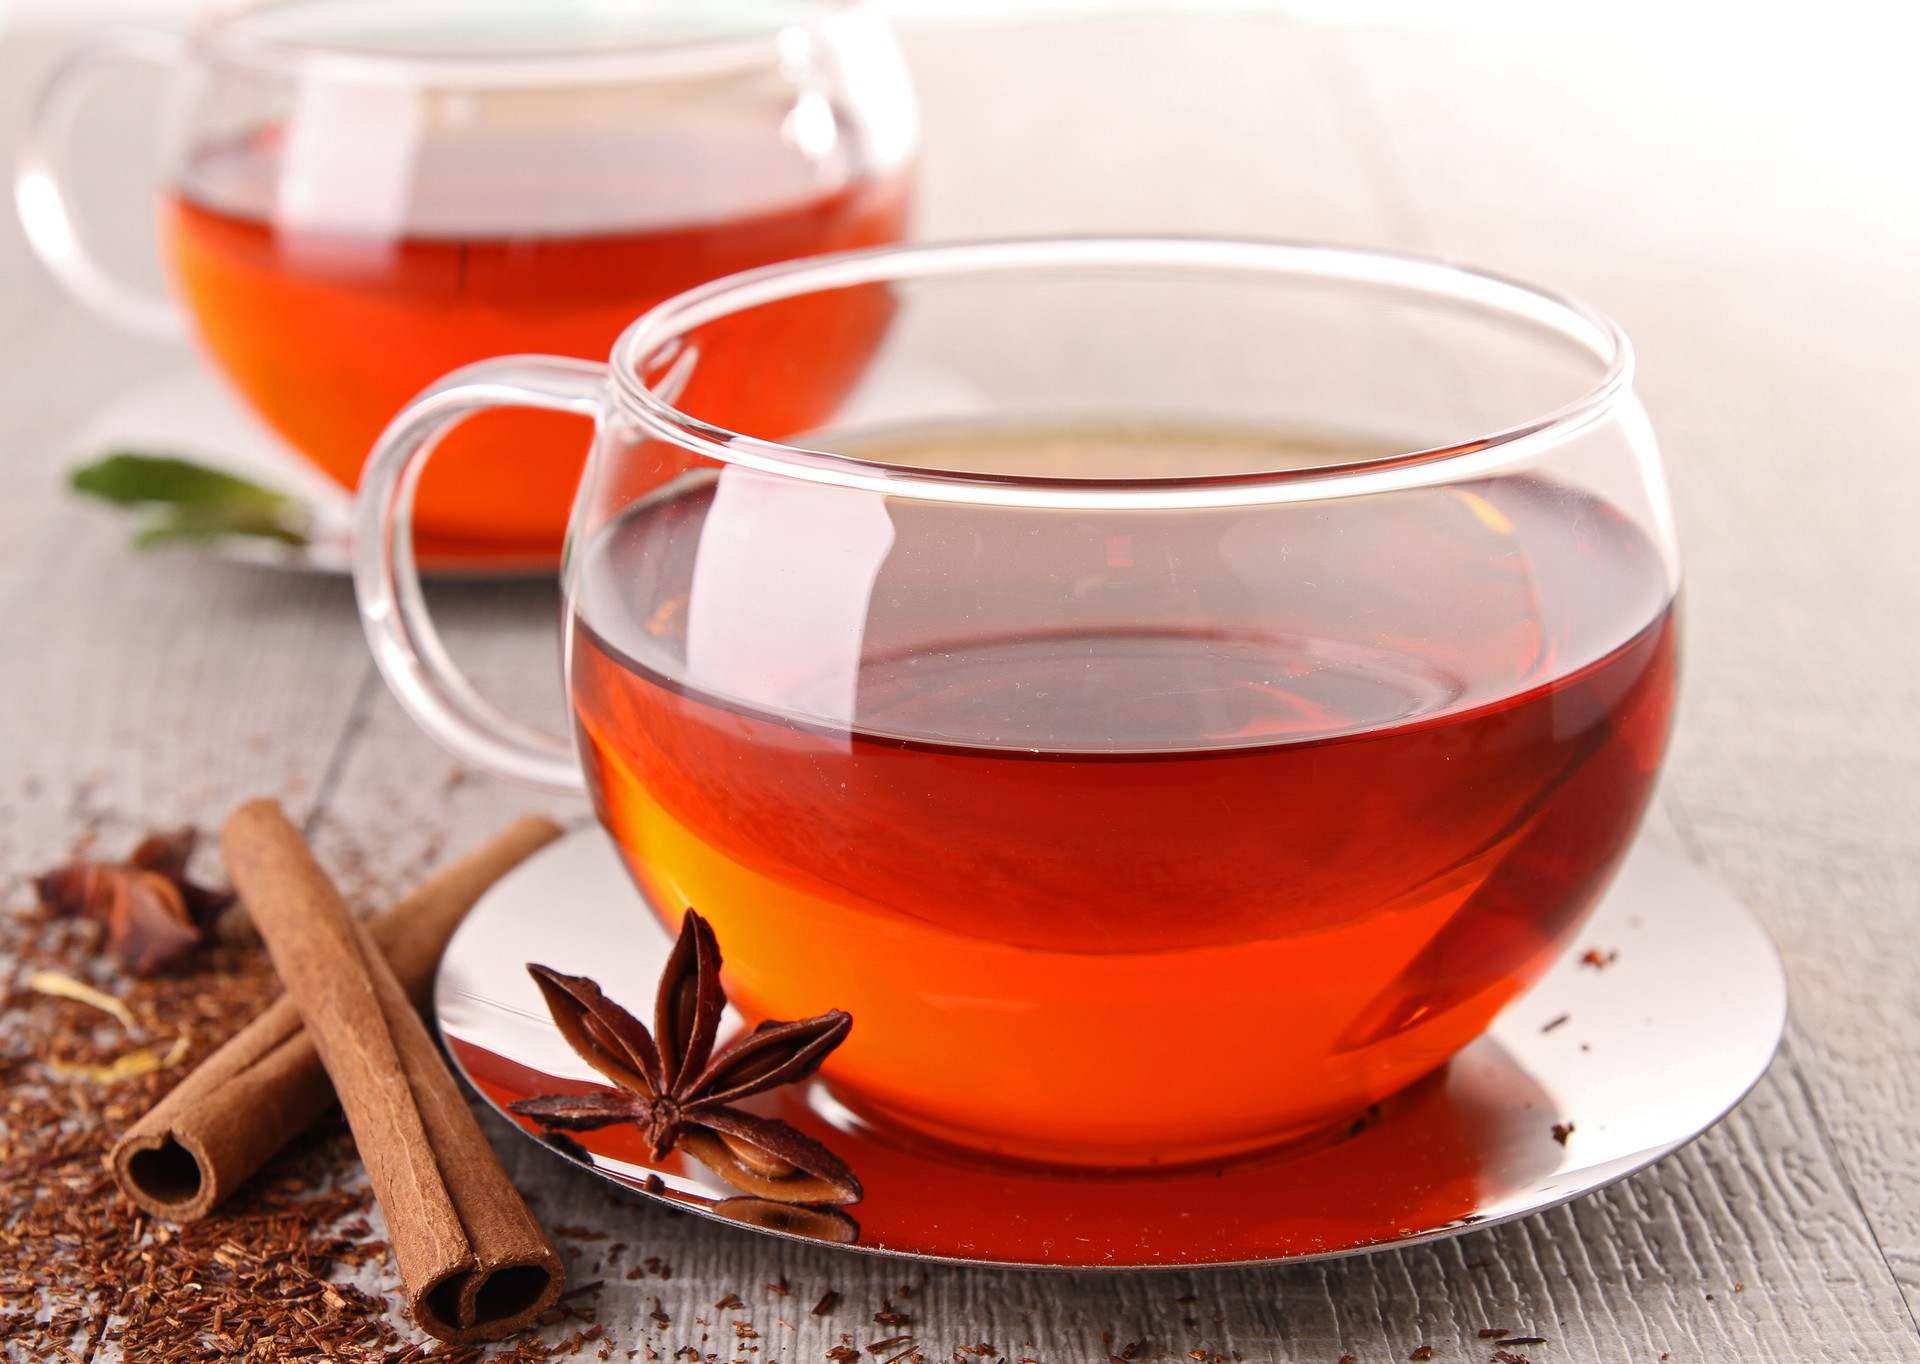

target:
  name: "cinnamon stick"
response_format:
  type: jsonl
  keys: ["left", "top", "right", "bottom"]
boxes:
{"left": 112, "top": 814, "right": 564, "bottom": 1222}
{"left": 220, "top": 800, "right": 564, "bottom": 1343}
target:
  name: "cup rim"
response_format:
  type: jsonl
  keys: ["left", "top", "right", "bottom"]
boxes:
{"left": 609, "top": 236, "right": 1638, "bottom": 511}
{"left": 195, "top": 0, "right": 862, "bottom": 85}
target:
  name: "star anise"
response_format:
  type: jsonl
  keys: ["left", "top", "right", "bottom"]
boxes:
{"left": 35, "top": 827, "right": 236, "bottom": 974}
{"left": 124, "top": 828, "right": 237, "bottom": 925}
{"left": 511, "top": 909, "right": 861, "bottom": 1206}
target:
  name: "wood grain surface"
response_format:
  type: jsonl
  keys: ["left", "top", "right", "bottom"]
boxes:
{"left": 3, "top": 12, "right": 1916, "bottom": 1361}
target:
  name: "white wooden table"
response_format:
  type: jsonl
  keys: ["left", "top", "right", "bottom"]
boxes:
{"left": 4, "top": 13, "right": 1918, "bottom": 1361}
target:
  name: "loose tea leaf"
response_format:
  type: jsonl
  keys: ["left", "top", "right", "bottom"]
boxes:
{"left": 512, "top": 909, "right": 861, "bottom": 1205}
{"left": 70, "top": 452, "right": 311, "bottom": 548}
{"left": 1, "top": 878, "right": 402, "bottom": 1362}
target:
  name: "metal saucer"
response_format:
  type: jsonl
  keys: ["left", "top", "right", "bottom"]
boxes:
{"left": 434, "top": 829, "right": 1786, "bottom": 1269}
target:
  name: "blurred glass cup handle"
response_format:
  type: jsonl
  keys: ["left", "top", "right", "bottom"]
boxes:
{"left": 14, "top": 26, "right": 189, "bottom": 340}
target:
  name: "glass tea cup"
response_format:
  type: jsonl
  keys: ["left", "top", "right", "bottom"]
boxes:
{"left": 355, "top": 238, "right": 1681, "bottom": 1169}
{"left": 16, "top": 0, "right": 917, "bottom": 562}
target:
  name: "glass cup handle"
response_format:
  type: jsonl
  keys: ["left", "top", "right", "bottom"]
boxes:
{"left": 352, "top": 356, "right": 610, "bottom": 796}
{"left": 13, "top": 26, "right": 190, "bottom": 340}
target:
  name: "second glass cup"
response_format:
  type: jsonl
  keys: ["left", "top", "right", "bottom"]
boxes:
{"left": 356, "top": 238, "right": 1680, "bottom": 1169}
{"left": 18, "top": 0, "right": 917, "bottom": 561}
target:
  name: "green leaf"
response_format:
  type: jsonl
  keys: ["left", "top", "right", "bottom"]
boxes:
{"left": 130, "top": 504, "right": 311, "bottom": 548}
{"left": 70, "top": 451, "right": 311, "bottom": 549}
{"left": 72, "top": 452, "right": 283, "bottom": 507}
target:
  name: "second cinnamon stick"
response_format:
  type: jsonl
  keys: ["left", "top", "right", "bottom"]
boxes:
{"left": 222, "top": 800, "right": 563, "bottom": 1343}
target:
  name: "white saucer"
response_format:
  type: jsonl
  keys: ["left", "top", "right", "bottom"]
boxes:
{"left": 433, "top": 827, "right": 1787, "bottom": 1269}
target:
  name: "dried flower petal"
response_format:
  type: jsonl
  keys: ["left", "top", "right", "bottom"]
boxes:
{"left": 25, "top": 969, "right": 141, "bottom": 1035}
{"left": 46, "top": 1032, "right": 190, "bottom": 1085}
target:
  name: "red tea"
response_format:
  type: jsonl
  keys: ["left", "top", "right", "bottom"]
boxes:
{"left": 568, "top": 424, "right": 1678, "bottom": 1166}
{"left": 162, "top": 124, "right": 908, "bottom": 558}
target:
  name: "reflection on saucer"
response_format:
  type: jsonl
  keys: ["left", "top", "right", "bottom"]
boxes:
{"left": 451, "top": 1032, "right": 1556, "bottom": 1266}
{"left": 819, "top": 1051, "right": 1559, "bottom": 1264}
{"left": 437, "top": 829, "right": 1786, "bottom": 1270}
{"left": 708, "top": 1197, "right": 861, "bottom": 1245}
